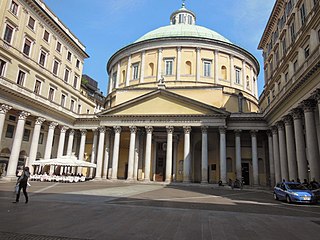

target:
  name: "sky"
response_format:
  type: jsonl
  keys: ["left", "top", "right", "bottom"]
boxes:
{"left": 43, "top": 0, "right": 276, "bottom": 96}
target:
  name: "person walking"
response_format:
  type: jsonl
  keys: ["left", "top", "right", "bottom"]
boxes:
{"left": 13, "top": 167, "right": 30, "bottom": 203}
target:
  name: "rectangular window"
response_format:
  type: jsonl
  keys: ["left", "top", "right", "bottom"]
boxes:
{"left": 73, "top": 75, "right": 78, "bottom": 88}
{"left": 23, "top": 129, "right": 31, "bottom": 142}
{"left": 179, "top": 14, "right": 184, "bottom": 23}
{"left": 165, "top": 60, "right": 173, "bottom": 75}
{"left": 34, "top": 80, "right": 41, "bottom": 94}
{"left": 5, "top": 124, "right": 14, "bottom": 138}
{"left": 9, "top": 115, "right": 16, "bottom": 121}
{"left": 64, "top": 69, "right": 70, "bottom": 82}
{"left": 304, "top": 45, "right": 310, "bottom": 58}
{"left": 48, "top": 87, "right": 55, "bottom": 101}
{"left": 17, "top": 70, "right": 25, "bottom": 86}
{"left": 53, "top": 60, "right": 59, "bottom": 75}
{"left": 112, "top": 72, "right": 117, "bottom": 89}
{"left": 56, "top": 41, "right": 61, "bottom": 52}
{"left": 77, "top": 104, "right": 81, "bottom": 114}
{"left": 294, "top": 60, "right": 298, "bottom": 72}
{"left": 23, "top": 38, "right": 32, "bottom": 56}
{"left": 300, "top": 4, "right": 306, "bottom": 25}
{"left": 188, "top": 15, "right": 192, "bottom": 24}
{"left": 43, "top": 30, "right": 50, "bottom": 42}
{"left": 235, "top": 68, "right": 241, "bottom": 84}
{"left": 39, "top": 50, "right": 47, "bottom": 67}
{"left": 76, "top": 59, "right": 80, "bottom": 68}
{"left": 285, "top": 72, "right": 288, "bottom": 82}
{"left": 204, "top": 61, "right": 211, "bottom": 77}
{"left": 10, "top": 1, "right": 19, "bottom": 15}
{"left": 4, "top": 24, "right": 14, "bottom": 44}
{"left": 281, "top": 38, "right": 287, "bottom": 55}
{"left": 38, "top": 132, "right": 44, "bottom": 144}
{"left": 132, "top": 63, "right": 139, "bottom": 79}
{"left": 70, "top": 99, "right": 75, "bottom": 112}
{"left": 67, "top": 51, "right": 72, "bottom": 61}
{"left": 28, "top": 16, "right": 35, "bottom": 30}
{"left": 0, "top": 59, "right": 6, "bottom": 76}
{"left": 290, "top": 22, "right": 295, "bottom": 43}
{"left": 61, "top": 94, "right": 66, "bottom": 107}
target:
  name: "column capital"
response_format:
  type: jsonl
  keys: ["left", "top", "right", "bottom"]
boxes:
{"left": 113, "top": 126, "right": 122, "bottom": 134}
{"left": 158, "top": 48, "right": 163, "bottom": 53}
{"left": 92, "top": 128, "right": 99, "bottom": 134}
{"left": 177, "top": 46, "right": 182, "bottom": 52}
{"left": 18, "top": 111, "right": 30, "bottom": 120}
{"left": 266, "top": 130, "right": 272, "bottom": 137}
{"left": 201, "top": 126, "right": 208, "bottom": 133}
{"left": 0, "top": 104, "right": 12, "bottom": 114}
{"left": 166, "top": 126, "right": 174, "bottom": 134}
{"left": 49, "top": 122, "right": 59, "bottom": 129}
{"left": 69, "top": 129, "right": 75, "bottom": 136}
{"left": 276, "top": 121, "right": 284, "bottom": 130}
{"left": 311, "top": 89, "right": 320, "bottom": 102}
{"left": 271, "top": 126, "right": 278, "bottom": 135}
{"left": 219, "top": 126, "right": 226, "bottom": 134}
{"left": 80, "top": 129, "right": 87, "bottom": 135}
{"left": 35, "top": 117, "right": 46, "bottom": 125}
{"left": 234, "top": 129, "right": 242, "bottom": 136}
{"left": 145, "top": 126, "right": 153, "bottom": 134}
{"left": 183, "top": 126, "right": 192, "bottom": 134}
{"left": 291, "top": 108, "right": 303, "bottom": 120}
{"left": 98, "top": 126, "right": 106, "bottom": 133}
{"left": 129, "top": 126, "right": 137, "bottom": 133}
{"left": 250, "top": 130, "right": 258, "bottom": 137}
{"left": 60, "top": 126, "right": 69, "bottom": 133}
{"left": 301, "top": 99, "right": 316, "bottom": 112}
{"left": 283, "top": 115, "right": 293, "bottom": 126}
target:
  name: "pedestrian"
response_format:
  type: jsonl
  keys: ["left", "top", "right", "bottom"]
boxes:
{"left": 13, "top": 166, "right": 30, "bottom": 204}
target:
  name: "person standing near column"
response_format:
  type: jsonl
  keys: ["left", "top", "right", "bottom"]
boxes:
{"left": 13, "top": 166, "right": 30, "bottom": 204}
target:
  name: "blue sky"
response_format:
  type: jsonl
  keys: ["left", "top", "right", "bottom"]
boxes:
{"left": 44, "top": 0, "right": 275, "bottom": 96}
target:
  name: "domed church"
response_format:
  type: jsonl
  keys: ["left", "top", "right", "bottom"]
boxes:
{"left": 93, "top": 2, "right": 268, "bottom": 185}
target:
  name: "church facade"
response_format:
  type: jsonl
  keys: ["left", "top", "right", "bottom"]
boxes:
{"left": 1, "top": 0, "right": 319, "bottom": 187}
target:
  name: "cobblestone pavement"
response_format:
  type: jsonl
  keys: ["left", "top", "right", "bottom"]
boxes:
{"left": 0, "top": 180, "right": 320, "bottom": 240}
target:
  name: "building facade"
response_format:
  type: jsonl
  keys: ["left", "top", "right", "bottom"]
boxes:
{"left": 1, "top": 0, "right": 319, "bottom": 187}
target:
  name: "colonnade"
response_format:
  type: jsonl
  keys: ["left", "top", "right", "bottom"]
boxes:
{"left": 267, "top": 97, "right": 320, "bottom": 186}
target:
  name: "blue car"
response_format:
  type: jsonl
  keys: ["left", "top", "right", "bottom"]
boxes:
{"left": 273, "top": 182, "right": 317, "bottom": 204}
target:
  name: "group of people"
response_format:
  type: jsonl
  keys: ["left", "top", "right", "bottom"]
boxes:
{"left": 282, "top": 178, "right": 320, "bottom": 190}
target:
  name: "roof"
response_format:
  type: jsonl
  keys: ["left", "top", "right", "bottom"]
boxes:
{"left": 134, "top": 24, "right": 232, "bottom": 44}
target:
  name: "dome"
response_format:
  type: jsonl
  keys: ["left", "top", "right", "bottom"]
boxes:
{"left": 134, "top": 24, "right": 232, "bottom": 44}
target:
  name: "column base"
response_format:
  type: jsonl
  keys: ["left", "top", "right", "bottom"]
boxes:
{"left": 201, "top": 181, "right": 208, "bottom": 184}
{"left": 1, "top": 176, "right": 18, "bottom": 182}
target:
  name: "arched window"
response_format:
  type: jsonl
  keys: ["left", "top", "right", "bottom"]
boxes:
{"left": 227, "top": 157, "right": 233, "bottom": 172}
{"left": 221, "top": 66, "right": 227, "bottom": 80}
{"left": 246, "top": 75, "right": 250, "bottom": 88}
{"left": 122, "top": 70, "right": 126, "bottom": 83}
{"left": 185, "top": 61, "right": 192, "bottom": 75}
{"left": 238, "top": 92, "right": 243, "bottom": 112}
{"left": 149, "top": 63, "right": 154, "bottom": 76}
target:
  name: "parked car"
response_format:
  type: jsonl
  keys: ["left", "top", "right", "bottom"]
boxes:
{"left": 273, "top": 182, "right": 317, "bottom": 204}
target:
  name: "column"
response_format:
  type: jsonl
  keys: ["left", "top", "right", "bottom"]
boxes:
{"left": 127, "top": 126, "right": 137, "bottom": 180}
{"left": 6, "top": 111, "right": 30, "bottom": 178}
{"left": 291, "top": 108, "right": 308, "bottom": 181}
{"left": 183, "top": 126, "right": 192, "bottom": 183}
{"left": 283, "top": 115, "right": 298, "bottom": 181}
{"left": 267, "top": 131, "right": 275, "bottom": 187}
{"left": 176, "top": 47, "right": 181, "bottom": 81}
{"left": 77, "top": 129, "right": 87, "bottom": 174}
{"left": 66, "top": 129, "right": 75, "bottom": 156}
{"left": 242, "top": 60, "right": 246, "bottom": 90}
{"left": 0, "top": 104, "right": 12, "bottom": 141}
{"left": 116, "top": 62, "right": 120, "bottom": 88}
{"left": 89, "top": 129, "right": 98, "bottom": 178}
{"left": 272, "top": 126, "right": 281, "bottom": 183}
{"left": 27, "top": 117, "right": 45, "bottom": 172}
{"left": 44, "top": 122, "right": 58, "bottom": 159}
{"left": 157, "top": 48, "right": 162, "bottom": 80}
{"left": 230, "top": 55, "right": 234, "bottom": 86}
{"left": 173, "top": 137, "right": 179, "bottom": 182}
{"left": 126, "top": 55, "right": 131, "bottom": 86}
{"left": 214, "top": 50, "right": 219, "bottom": 84}
{"left": 165, "top": 126, "right": 174, "bottom": 182}
{"left": 133, "top": 129, "right": 140, "bottom": 180}
{"left": 277, "top": 121, "right": 289, "bottom": 181}
{"left": 219, "top": 126, "right": 227, "bottom": 184}
{"left": 57, "top": 126, "right": 69, "bottom": 158}
{"left": 251, "top": 130, "right": 259, "bottom": 186}
{"left": 95, "top": 127, "right": 106, "bottom": 180}
{"left": 108, "top": 68, "right": 114, "bottom": 94}
{"left": 196, "top": 48, "right": 201, "bottom": 81}
{"left": 201, "top": 126, "right": 208, "bottom": 184}
{"left": 140, "top": 51, "right": 145, "bottom": 83}
{"left": 302, "top": 100, "right": 320, "bottom": 181}
{"left": 102, "top": 129, "right": 111, "bottom": 179}
{"left": 138, "top": 131, "right": 144, "bottom": 180}
{"left": 111, "top": 126, "right": 121, "bottom": 180}
{"left": 144, "top": 126, "right": 153, "bottom": 181}
{"left": 235, "top": 130, "right": 242, "bottom": 181}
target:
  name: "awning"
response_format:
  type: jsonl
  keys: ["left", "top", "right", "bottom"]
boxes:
{"left": 33, "top": 155, "right": 96, "bottom": 168}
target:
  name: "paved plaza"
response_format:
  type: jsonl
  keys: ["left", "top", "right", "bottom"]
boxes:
{"left": 0, "top": 180, "right": 319, "bottom": 240}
